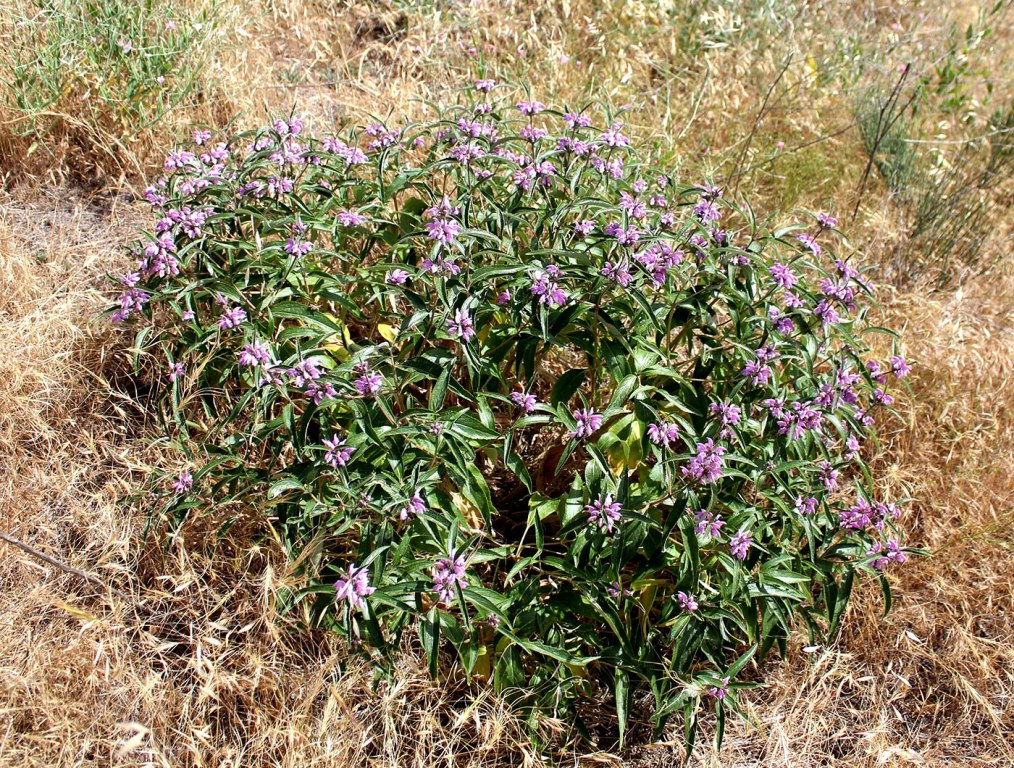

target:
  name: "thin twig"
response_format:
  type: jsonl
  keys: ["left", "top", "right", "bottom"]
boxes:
{"left": 729, "top": 54, "right": 793, "bottom": 196}
{"left": 0, "top": 530, "right": 132, "bottom": 601}
{"left": 852, "top": 64, "right": 918, "bottom": 221}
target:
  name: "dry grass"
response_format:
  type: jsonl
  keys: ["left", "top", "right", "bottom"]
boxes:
{"left": 0, "top": 0, "right": 1012, "bottom": 766}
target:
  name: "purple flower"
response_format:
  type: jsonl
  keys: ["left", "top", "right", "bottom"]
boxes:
{"left": 708, "top": 676, "right": 730, "bottom": 699}
{"left": 694, "top": 509, "right": 725, "bottom": 538}
{"left": 511, "top": 391, "right": 538, "bottom": 413}
{"left": 168, "top": 361, "right": 186, "bottom": 382}
{"left": 164, "top": 149, "right": 198, "bottom": 171}
{"left": 604, "top": 222, "right": 640, "bottom": 246}
{"left": 601, "top": 259, "right": 633, "bottom": 287}
{"left": 573, "top": 219, "right": 595, "bottom": 236}
{"left": 323, "top": 139, "right": 368, "bottom": 166}
{"left": 426, "top": 219, "right": 462, "bottom": 245}
{"left": 519, "top": 125, "right": 547, "bottom": 142}
{"left": 385, "top": 268, "right": 409, "bottom": 285}
{"left": 337, "top": 209, "right": 368, "bottom": 227}
{"left": 677, "top": 591, "right": 699, "bottom": 612}
{"left": 796, "top": 232, "right": 822, "bottom": 256}
{"left": 795, "top": 496, "right": 818, "bottom": 515}
{"left": 167, "top": 206, "right": 210, "bottom": 240}
{"left": 530, "top": 268, "right": 568, "bottom": 307}
{"left": 516, "top": 100, "right": 546, "bottom": 116}
{"left": 836, "top": 368, "right": 862, "bottom": 404}
{"left": 869, "top": 538, "right": 906, "bottom": 570}
{"left": 446, "top": 308, "right": 475, "bottom": 342}
{"left": 334, "top": 563, "right": 375, "bottom": 611}
{"left": 599, "top": 123, "right": 629, "bottom": 147}
{"left": 867, "top": 360, "right": 887, "bottom": 384}
{"left": 890, "top": 355, "right": 911, "bottom": 379}
{"left": 534, "top": 161, "right": 557, "bottom": 185}
{"left": 585, "top": 493, "right": 622, "bottom": 533}
{"left": 432, "top": 552, "right": 469, "bottom": 604}
{"left": 783, "top": 291, "right": 804, "bottom": 309}
{"left": 729, "top": 529, "right": 753, "bottom": 560}
{"left": 217, "top": 306, "right": 247, "bottom": 330}
{"left": 563, "top": 112, "right": 592, "bottom": 129}
{"left": 697, "top": 183, "right": 721, "bottom": 200}
{"left": 193, "top": 129, "right": 212, "bottom": 146}
{"left": 427, "top": 197, "right": 463, "bottom": 222}
{"left": 694, "top": 199, "right": 722, "bottom": 222}
{"left": 647, "top": 421, "right": 680, "bottom": 448}
{"left": 777, "top": 400, "right": 824, "bottom": 440}
{"left": 874, "top": 388, "right": 894, "bottom": 405}
{"left": 399, "top": 490, "right": 427, "bottom": 520}
{"left": 323, "top": 435, "right": 355, "bottom": 468}
{"left": 171, "top": 471, "right": 193, "bottom": 494}
{"left": 305, "top": 379, "right": 338, "bottom": 404}
{"left": 710, "top": 401, "right": 741, "bottom": 426}
{"left": 774, "top": 315, "right": 796, "bottom": 335}
{"left": 285, "top": 358, "right": 323, "bottom": 387}
{"left": 285, "top": 237, "right": 313, "bottom": 257}
{"left": 839, "top": 497, "right": 876, "bottom": 530}
{"left": 608, "top": 580, "right": 634, "bottom": 599}
{"left": 422, "top": 256, "right": 461, "bottom": 276}
{"left": 818, "top": 460, "right": 839, "bottom": 491}
{"left": 475, "top": 78, "right": 495, "bottom": 92}
{"left": 364, "top": 122, "right": 401, "bottom": 151}
{"left": 817, "top": 212, "right": 838, "bottom": 229}
{"left": 238, "top": 340, "right": 274, "bottom": 368}
{"left": 769, "top": 262, "right": 798, "bottom": 290}
{"left": 813, "top": 299, "right": 840, "bottom": 326}
{"left": 682, "top": 439, "right": 726, "bottom": 484}
{"left": 140, "top": 233, "right": 179, "bottom": 278}
{"left": 820, "top": 278, "right": 856, "bottom": 310}
{"left": 741, "top": 358, "right": 773, "bottom": 387}
{"left": 451, "top": 142, "right": 486, "bottom": 164}
{"left": 618, "top": 192, "right": 645, "bottom": 219}
{"left": 354, "top": 364, "right": 383, "bottom": 396}
{"left": 571, "top": 408, "right": 603, "bottom": 439}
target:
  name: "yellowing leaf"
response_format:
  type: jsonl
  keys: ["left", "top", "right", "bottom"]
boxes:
{"left": 377, "top": 323, "right": 399, "bottom": 344}
{"left": 607, "top": 441, "right": 628, "bottom": 476}
{"left": 52, "top": 599, "right": 99, "bottom": 624}
{"left": 451, "top": 491, "right": 485, "bottom": 534}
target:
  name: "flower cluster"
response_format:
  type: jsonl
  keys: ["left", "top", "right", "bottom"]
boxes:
{"left": 432, "top": 552, "right": 469, "bottom": 604}
{"left": 335, "top": 563, "right": 375, "bottom": 611}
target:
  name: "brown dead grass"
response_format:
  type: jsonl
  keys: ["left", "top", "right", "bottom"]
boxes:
{"left": 0, "top": 0, "right": 1012, "bottom": 766}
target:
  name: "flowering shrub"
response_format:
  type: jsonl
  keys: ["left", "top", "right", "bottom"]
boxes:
{"left": 113, "top": 81, "right": 911, "bottom": 747}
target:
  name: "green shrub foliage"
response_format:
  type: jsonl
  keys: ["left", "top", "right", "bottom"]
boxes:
{"left": 113, "top": 81, "right": 911, "bottom": 746}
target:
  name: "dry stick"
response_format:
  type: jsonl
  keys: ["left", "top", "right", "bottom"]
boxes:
{"left": 0, "top": 530, "right": 133, "bottom": 601}
{"left": 851, "top": 64, "right": 917, "bottom": 221}
{"left": 729, "top": 54, "right": 794, "bottom": 197}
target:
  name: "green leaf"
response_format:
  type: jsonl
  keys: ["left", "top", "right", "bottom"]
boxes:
{"left": 615, "top": 668, "right": 631, "bottom": 748}
{"left": 420, "top": 606, "right": 441, "bottom": 678}
{"left": 267, "top": 476, "right": 303, "bottom": 499}
{"left": 550, "top": 368, "right": 586, "bottom": 406}
{"left": 429, "top": 367, "right": 450, "bottom": 410}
